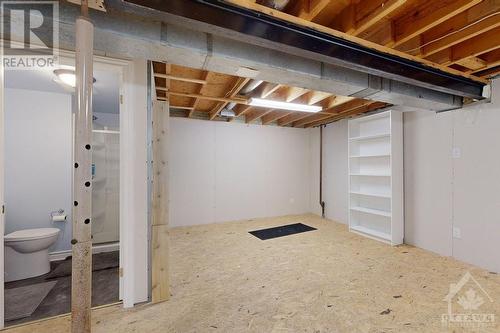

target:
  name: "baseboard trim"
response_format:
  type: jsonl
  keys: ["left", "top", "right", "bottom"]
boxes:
{"left": 49, "top": 242, "right": 119, "bottom": 261}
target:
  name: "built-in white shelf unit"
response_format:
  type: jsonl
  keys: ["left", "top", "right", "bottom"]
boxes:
{"left": 348, "top": 110, "right": 403, "bottom": 245}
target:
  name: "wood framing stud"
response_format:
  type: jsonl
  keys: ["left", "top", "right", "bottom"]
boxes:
{"left": 151, "top": 100, "right": 170, "bottom": 303}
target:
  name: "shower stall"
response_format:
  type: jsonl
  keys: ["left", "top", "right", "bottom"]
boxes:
{"left": 91, "top": 129, "right": 120, "bottom": 245}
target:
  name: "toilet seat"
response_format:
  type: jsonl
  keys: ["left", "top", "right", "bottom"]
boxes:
{"left": 5, "top": 228, "right": 60, "bottom": 242}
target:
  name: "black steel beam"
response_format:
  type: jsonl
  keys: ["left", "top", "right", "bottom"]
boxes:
{"left": 124, "top": 0, "right": 486, "bottom": 99}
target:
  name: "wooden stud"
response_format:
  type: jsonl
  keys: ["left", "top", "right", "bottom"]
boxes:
{"left": 151, "top": 225, "right": 170, "bottom": 303}
{"left": 151, "top": 99, "right": 170, "bottom": 303}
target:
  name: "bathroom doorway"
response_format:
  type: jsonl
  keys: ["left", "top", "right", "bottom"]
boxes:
{"left": 1, "top": 54, "right": 123, "bottom": 327}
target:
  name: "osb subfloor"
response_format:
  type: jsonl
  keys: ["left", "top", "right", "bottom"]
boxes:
{"left": 7, "top": 214, "right": 500, "bottom": 332}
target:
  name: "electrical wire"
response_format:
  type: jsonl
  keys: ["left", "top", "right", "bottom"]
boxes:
{"left": 402, "top": 11, "right": 500, "bottom": 54}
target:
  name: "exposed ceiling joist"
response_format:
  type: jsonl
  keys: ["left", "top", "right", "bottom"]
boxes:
{"left": 392, "top": 0, "right": 481, "bottom": 47}
{"left": 131, "top": 0, "right": 488, "bottom": 99}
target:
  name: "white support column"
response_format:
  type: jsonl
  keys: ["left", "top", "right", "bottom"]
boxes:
{"left": 72, "top": 15, "right": 94, "bottom": 333}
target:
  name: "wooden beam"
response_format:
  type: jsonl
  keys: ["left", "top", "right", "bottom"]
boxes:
{"left": 419, "top": 0, "right": 500, "bottom": 57}
{"left": 469, "top": 49, "right": 500, "bottom": 74}
{"left": 304, "top": 90, "right": 332, "bottom": 105}
{"left": 276, "top": 112, "right": 308, "bottom": 126}
{"left": 209, "top": 77, "right": 251, "bottom": 120}
{"left": 167, "top": 91, "right": 248, "bottom": 104}
{"left": 189, "top": 71, "right": 210, "bottom": 118}
{"left": 170, "top": 105, "right": 194, "bottom": 110}
{"left": 455, "top": 56, "right": 488, "bottom": 70}
{"left": 293, "top": 99, "right": 372, "bottom": 127}
{"left": 392, "top": 0, "right": 481, "bottom": 47}
{"left": 284, "top": 86, "right": 309, "bottom": 102}
{"left": 446, "top": 27, "right": 500, "bottom": 65}
{"left": 260, "top": 82, "right": 282, "bottom": 98}
{"left": 245, "top": 108, "right": 275, "bottom": 123}
{"left": 334, "top": 0, "right": 407, "bottom": 36}
{"left": 225, "top": 0, "right": 487, "bottom": 83}
{"left": 154, "top": 73, "right": 207, "bottom": 85}
{"left": 427, "top": 27, "right": 500, "bottom": 65}
{"left": 261, "top": 110, "right": 292, "bottom": 125}
{"left": 297, "top": 0, "right": 330, "bottom": 21}
{"left": 305, "top": 102, "right": 388, "bottom": 127}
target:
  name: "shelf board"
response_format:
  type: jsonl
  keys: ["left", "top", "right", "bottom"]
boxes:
{"left": 349, "top": 133, "right": 390, "bottom": 141}
{"left": 350, "top": 191, "right": 391, "bottom": 198}
{"left": 350, "top": 206, "right": 391, "bottom": 217}
{"left": 349, "top": 173, "right": 390, "bottom": 177}
{"left": 350, "top": 225, "right": 391, "bottom": 241}
{"left": 349, "top": 154, "right": 390, "bottom": 158}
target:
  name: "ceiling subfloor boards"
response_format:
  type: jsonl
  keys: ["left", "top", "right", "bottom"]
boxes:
{"left": 153, "top": 62, "right": 390, "bottom": 127}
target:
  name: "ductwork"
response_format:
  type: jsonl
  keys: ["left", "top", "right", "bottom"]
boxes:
{"left": 221, "top": 79, "right": 263, "bottom": 117}
{"left": 256, "top": 0, "right": 290, "bottom": 11}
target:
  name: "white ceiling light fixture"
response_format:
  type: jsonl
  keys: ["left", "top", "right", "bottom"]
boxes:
{"left": 249, "top": 97, "right": 322, "bottom": 113}
{"left": 53, "top": 69, "right": 96, "bottom": 88}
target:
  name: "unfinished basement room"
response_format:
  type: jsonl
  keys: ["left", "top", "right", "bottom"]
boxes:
{"left": 0, "top": 0, "right": 499, "bottom": 332}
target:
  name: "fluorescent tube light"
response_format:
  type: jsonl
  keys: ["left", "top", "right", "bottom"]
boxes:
{"left": 249, "top": 98, "right": 322, "bottom": 113}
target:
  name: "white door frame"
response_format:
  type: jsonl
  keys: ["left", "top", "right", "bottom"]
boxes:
{"left": 0, "top": 45, "right": 5, "bottom": 329}
{"left": 0, "top": 51, "right": 149, "bottom": 328}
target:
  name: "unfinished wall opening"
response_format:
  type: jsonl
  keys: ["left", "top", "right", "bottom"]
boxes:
{"left": 2, "top": 59, "right": 121, "bottom": 326}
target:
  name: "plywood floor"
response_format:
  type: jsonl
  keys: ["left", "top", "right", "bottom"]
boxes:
{"left": 7, "top": 214, "right": 500, "bottom": 332}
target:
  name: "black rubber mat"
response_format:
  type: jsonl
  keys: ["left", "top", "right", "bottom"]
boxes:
{"left": 249, "top": 223, "right": 317, "bottom": 240}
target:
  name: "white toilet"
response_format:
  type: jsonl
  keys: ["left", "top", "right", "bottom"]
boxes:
{"left": 4, "top": 228, "right": 60, "bottom": 282}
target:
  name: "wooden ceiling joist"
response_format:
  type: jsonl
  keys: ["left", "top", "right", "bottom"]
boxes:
{"left": 293, "top": 99, "right": 374, "bottom": 128}
{"left": 334, "top": 0, "right": 407, "bottom": 37}
{"left": 223, "top": 0, "right": 497, "bottom": 84}
{"left": 153, "top": 63, "right": 390, "bottom": 127}
{"left": 209, "top": 77, "right": 251, "bottom": 120}
{"left": 154, "top": 73, "right": 207, "bottom": 85}
{"left": 261, "top": 111, "right": 293, "bottom": 125}
{"left": 189, "top": 71, "right": 210, "bottom": 118}
{"left": 305, "top": 102, "right": 388, "bottom": 128}
{"left": 168, "top": 91, "right": 247, "bottom": 104}
{"left": 392, "top": 0, "right": 482, "bottom": 47}
{"left": 419, "top": 0, "right": 500, "bottom": 58}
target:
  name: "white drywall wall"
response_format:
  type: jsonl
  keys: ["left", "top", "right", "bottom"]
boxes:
{"left": 4, "top": 88, "right": 73, "bottom": 252}
{"left": 404, "top": 79, "right": 500, "bottom": 272}
{"left": 403, "top": 111, "right": 453, "bottom": 256}
{"left": 169, "top": 118, "right": 311, "bottom": 227}
{"left": 308, "top": 128, "right": 321, "bottom": 216}
{"left": 322, "top": 120, "right": 349, "bottom": 224}
{"left": 308, "top": 121, "right": 349, "bottom": 224}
